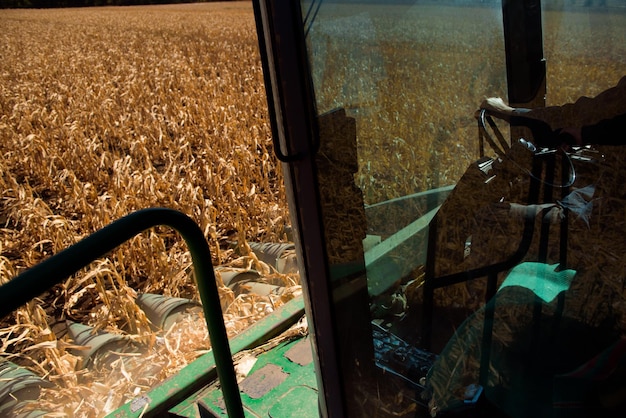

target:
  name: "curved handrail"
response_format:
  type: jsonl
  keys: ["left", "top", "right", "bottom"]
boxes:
{"left": 0, "top": 208, "right": 244, "bottom": 418}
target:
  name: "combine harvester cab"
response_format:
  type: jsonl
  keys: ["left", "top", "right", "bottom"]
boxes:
{"left": 247, "top": 0, "right": 626, "bottom": 416}
{"left": 3, "top": 0, "right": 626, "bottom": 417}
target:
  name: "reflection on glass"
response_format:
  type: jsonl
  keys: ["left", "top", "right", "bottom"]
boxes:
{"left": 542, "top": 2, "right": 626, "bottom": 104}
{"left": 304, "top": 1, "right": 506, "bottom": 202}
{"left": 301, "top": 1, "right": 626, "bottom": 417}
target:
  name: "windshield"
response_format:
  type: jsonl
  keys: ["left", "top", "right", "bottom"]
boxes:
{"left": 300, "top": 0, "right": 626, "bottom": 416}
{"left": 306, "top": 2, "right": 506, "bottom": 201}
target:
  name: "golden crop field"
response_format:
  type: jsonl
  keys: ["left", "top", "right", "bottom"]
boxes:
{"left": 1, "top": 1, "right": 625, "bottom": 416}
{"left": 0, "top": 2, "right": 296, "bottom": 415}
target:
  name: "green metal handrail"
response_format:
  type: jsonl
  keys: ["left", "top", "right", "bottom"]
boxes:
{"left": 0, "top": 208, "right": 244, "bottom": 418}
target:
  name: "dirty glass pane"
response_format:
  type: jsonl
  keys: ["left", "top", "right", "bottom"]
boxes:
{"left": 301, "top": 0, "right": 626, "bottom": 417}
{"left": 543, "top": 2, "right": 626, "bottom": 105}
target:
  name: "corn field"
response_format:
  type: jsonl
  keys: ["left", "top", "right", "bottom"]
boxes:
{"left": 0, "top": 2, "right": 298, "bottom": 415}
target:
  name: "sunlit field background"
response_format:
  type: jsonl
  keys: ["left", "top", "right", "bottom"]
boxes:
{"left": 1, "top": 1, "right": 625, "bottom": 415}
{"left": 0, "top": 2, "right": 297, "bottom": 414}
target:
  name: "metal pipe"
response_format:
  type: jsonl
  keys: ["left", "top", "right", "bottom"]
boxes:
{"left": 0, "top": 208, "right": 244, "bottom": 418}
